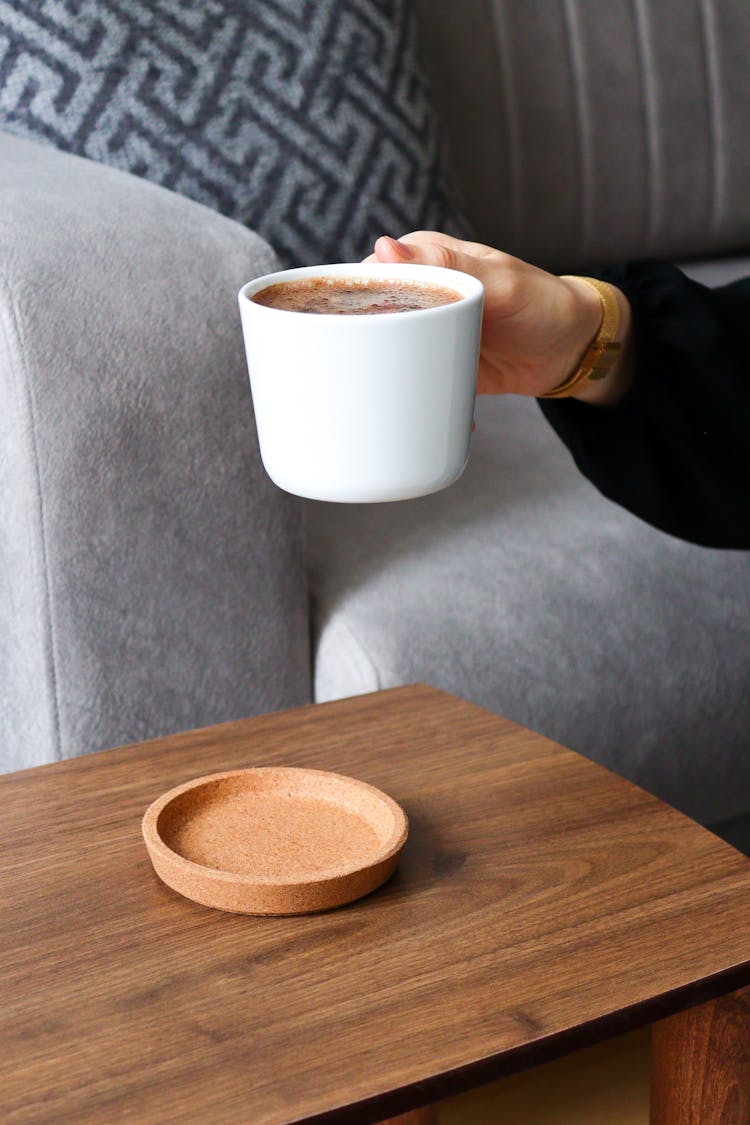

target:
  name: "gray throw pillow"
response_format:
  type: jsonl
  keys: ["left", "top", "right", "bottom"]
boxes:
{"left": 0, "top": 0, "right": 467, "bottom": 265}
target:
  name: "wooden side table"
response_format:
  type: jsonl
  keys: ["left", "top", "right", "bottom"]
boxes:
{"left": 3, "top": 685, "right": 750, "bottom": 1123}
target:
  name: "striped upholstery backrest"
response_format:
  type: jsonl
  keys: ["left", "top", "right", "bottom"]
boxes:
{"left": 414, "top": 0, "right": 750, "bottom": 270}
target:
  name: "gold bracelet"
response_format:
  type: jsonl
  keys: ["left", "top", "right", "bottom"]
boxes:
{"left": 539, "top": 276, "right": 622, "bottom": 399}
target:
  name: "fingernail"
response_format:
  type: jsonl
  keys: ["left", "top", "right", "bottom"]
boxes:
{"left": 384, "top": 235, "right": 414, "bottom": 259}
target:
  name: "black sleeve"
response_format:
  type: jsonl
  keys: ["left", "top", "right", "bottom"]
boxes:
{"left": 538, "top": 259, "right": 750, "bottom": 548}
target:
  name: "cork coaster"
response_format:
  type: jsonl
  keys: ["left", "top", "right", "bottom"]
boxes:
{"left": 142, "top": 767, "right": 409, "bottom": 915}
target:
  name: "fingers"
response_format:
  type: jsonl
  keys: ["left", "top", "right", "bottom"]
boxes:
{"left": 361, "top": 235, "right": 416, "bottom": 263}
{"left": 371, "top": 235, "right": 414, "bottom": 262}
{"left": 364, "top": 230, "right": 502, "bottom": 268}
{"left": 362, "top": 232, "right": 531, "bottom": 330}
{"left": 369, "top": 233, "right": 489, "bottom": 284}
{"left": 386, "top": 230, "right": 502, "bottom": 260}
{"left": 373, "top": 232, "right": 462, "bottom": 266}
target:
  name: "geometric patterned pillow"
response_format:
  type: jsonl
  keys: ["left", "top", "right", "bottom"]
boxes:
{"left": 0, "top": 0, "right": 469, "bottom": 266}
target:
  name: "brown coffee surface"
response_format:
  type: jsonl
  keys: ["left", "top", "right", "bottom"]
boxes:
{"left": 251, "top": 276, "right": 462, "bottom": 314}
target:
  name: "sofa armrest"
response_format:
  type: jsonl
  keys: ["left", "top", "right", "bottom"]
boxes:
{"left": 0, "top": 132, "right": 310, "bottom": 770}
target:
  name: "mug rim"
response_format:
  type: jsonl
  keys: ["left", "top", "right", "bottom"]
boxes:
{"left": 238, "top": 261, "right": 484, "bottom": 318}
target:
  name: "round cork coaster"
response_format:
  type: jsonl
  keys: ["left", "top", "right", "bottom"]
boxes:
{"left": 142, "top": 767, "right": 408, "bottom": 915}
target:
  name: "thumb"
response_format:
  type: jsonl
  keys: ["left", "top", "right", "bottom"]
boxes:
{"left": 372, "top": 234, "right": 488, "bottom": 287}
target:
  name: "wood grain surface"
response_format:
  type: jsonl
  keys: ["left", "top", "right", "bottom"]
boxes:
{"left": 651, "top": 986, "right": 750, "bottom": 1123}
{"left": 3, "top": 684, "right": 750, "bottom": 1124}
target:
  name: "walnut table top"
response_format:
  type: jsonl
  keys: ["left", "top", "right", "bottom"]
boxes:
{"left": 4, "top": 685, "right": 750, "bottom": 1123}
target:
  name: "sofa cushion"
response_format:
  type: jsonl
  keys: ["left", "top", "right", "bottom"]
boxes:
{"left": 679, "top": 255, "right": 750, "bottom": 288}
{"left": 306, "top": 382, "right": 750, "bottom": 830}
{"left": 0, "top": 0, "right": 466, "bottom": 267}
{"left": 414, "top": 0, "right": 750, "bottom": 271}
{"left": 0, "top": 132, "right": 310, "bottom": 771}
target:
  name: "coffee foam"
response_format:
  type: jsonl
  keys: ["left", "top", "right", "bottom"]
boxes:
{"left": 251, "top": 276, "right": 463, "bottom": 315}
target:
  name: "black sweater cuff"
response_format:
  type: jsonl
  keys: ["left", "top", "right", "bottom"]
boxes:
{"left": 538, "top": 260, "right": 750, "bottom": 548}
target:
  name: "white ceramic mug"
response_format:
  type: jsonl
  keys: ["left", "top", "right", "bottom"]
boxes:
{"left": 238, "top": 262, "right": 484, "bottom": 502}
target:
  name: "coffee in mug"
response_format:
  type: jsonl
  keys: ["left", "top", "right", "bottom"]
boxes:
{"left": 251, "top": 276, "right": 463, "bottom": 315}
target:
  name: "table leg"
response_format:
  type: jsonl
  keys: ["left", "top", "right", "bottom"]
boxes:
{"left": 379, "top": 1109, "right": 438, "bottom": 1124}
{"left": 650, "top": 986, "right": 750, "bottom": 1123}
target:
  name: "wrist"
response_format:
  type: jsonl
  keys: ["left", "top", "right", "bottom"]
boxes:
{"left": 572, "top": 283, "right": 633, "bottom": 405}
{"left": 542, "top": 277, "right": 633, "bottom": 406}
{"left": 558, "top": 275, "right": 603, "bottom": 380}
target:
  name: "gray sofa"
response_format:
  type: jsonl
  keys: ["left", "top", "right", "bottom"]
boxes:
{"left": 2, "top": 4, "right": 750, "bottom": 848}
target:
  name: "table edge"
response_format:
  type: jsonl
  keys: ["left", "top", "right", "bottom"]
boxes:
{"left": 299, "top": 961, "right": 750, "bottom": 1125}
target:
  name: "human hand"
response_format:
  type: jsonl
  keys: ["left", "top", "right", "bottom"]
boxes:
{"left": 364, "top": 232, "right": 632, "bottom": 403}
